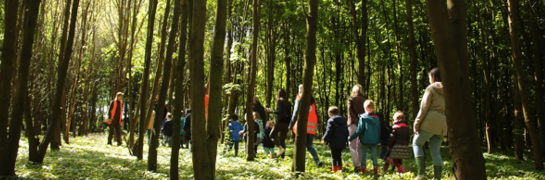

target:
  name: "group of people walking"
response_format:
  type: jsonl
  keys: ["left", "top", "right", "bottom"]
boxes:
{"left": 107, "top": 68, "right": 446, "bottom": 179}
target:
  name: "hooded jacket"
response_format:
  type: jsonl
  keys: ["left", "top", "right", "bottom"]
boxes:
{"left": 349, "top": 112, "right": 381, "bottom": 145}
{"left": 262, "top": 126, "right": 275, "bottom": 148}
{"left": 322, "top": 115, "right": 349, "bottom": 149}
{"left": 414, "top": 82, "right": 447, "bottom": 136}
{"left": 347, "top": 94, "right": 366, "bottom": 126}
{"left": 387, "top": 120, "right": 411, "bottom": 148}
{"left": 228, "top": 120, "right": 244, "bottom": 142}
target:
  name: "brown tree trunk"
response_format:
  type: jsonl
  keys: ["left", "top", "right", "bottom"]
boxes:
{"left": 137, "top": 0, "right": 158, "bottom": 160}
{"left": 425, "top": 0, "right": 487, "bottom": 178}
{"left": 293, "top": 0, "right": 317, "bottom": 173}
{"left": 528, "top": 3, "right": 545, "bottom": 145}
{"left": 0, "top": 0, "right": 41, "bottom": 176}
{"left": 189, "top": 0, "right": 211, "bottom": 177}
{"left": 0, "top": 0, "right": 20, "bottom": 174}
{"left": 508, "top": 0, "right": 543, "bottom": 170}
{"left": 406, "top": 0, "right": 418, "bottom": 119}
{"left": 514, "top": 72, "right": 525, "bottom": 160}
{"left": 245, "top": 0, "right": 260, "bottom": 162}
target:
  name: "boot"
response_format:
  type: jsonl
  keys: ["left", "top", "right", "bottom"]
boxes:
{"left": 415, "top": 156, "right": 426, "bottom": 180}
{"left": 360, "top": 167, "right": 367, "bottom": 174}
{"left": 373, "top": 168, "right": 378, "bottom": 175}
{"left": 434, "top": 165, "right": 442, "bottom": 180}
{"left": 397, "top": 165, "right": 407, "bottom": 173}
{"left": 382, "top": 164, "right": 389, "bottom": 172}
{"left": 332, "top": 166, "right": 337, "bottom": 172}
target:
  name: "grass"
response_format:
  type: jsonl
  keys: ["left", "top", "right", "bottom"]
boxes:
{"left": 11, "top": 133, "right": 545, "bottom": 179}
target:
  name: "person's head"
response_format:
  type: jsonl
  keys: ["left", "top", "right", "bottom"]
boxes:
{"left": 328, "top": 106, "right": 340, "bottom": 117}
{"left": 253, "top": 95, "right": 260, "bottom": 105}
{"left": 180, "top": 110, "right": 185, "bottom": 116}
{"left": 185, "top": 109, "right": 191, "bottom": 114}
{"left": 266, "top": 120, "right": 275, "bottom": 128}
{"left": 429, "top": 67, "right": 441, "bottom": 84}
{"left": 155, "top": 95, "right": 159, "bottom": 100}
{"left": 352, "top": 84, "right": 364, "bottom": 97}
{"left": 253, "top": 112, "right": 261, "bottom": 120}
{"left": 167, "top": 113, "right": 172, "bottom": 120}
{"left": 393, "top": 111, "right": 405, "bottom": 121}
{"left": 231, "top": 114, "right": 238, "bottom": 121}
{"left": 364, "top": 100, "right": 375, "bottom": 113}
{"left": 276, "top": 89, "right": 288, "bottom": 102}
{"left": 116, "top": 92, "right": 124, "bottom": 100}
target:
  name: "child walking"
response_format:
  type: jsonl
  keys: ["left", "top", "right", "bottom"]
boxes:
{"left": 228, "top": 114, "right": 244, "bottom": 156}
{"left": 387, "top": 111, "right": 412, "bottom": 173}
{"left": 262, "top": 121, "right": 276, "bottom": 158}
{"left": 161, "top": 113, "right": 173, "bottom": 146}
{"left": 322, "top": 106, "right": 349, "bottom": 172}
{"left": 242, "top": 113, "right": 261, "bottom": 157}
{"left": 349, "top": 100, "right": 381, "bottom": 175}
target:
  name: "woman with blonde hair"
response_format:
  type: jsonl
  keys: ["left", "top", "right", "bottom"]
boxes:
{"left": 347, "top": 84, "right": 365, "bottom": 172}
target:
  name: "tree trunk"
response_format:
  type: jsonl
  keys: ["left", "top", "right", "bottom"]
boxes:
{"left": 514, "top": 72, "right": 524, "bottom": 160}
{"left": 0, "top": 0, "right": 41, "bottom": 176}
{"left": 245, "top": 0, "right": 260, "bottom": 162}
{"left": 293, "top": 0, "right": 317, "bottom": 173}
{"left": 406, "top": 0, "right": 418, "bottom": 119}
{"left": 171, "top": 0, "right": 188, "bottom": 178}
{"left": 528, "top": 3, "right": 545, "bottom": 146}
{"left": 137, "top": 0, "right": 158, "bottom": 160}
{"left": 189, "top": 0, "right": 211, "bottom": 177}
{"left": 207, "top": 0, "right": 227, "bottom": 172}
{"left": 424, "top": 0, "right": 487, "bottom": 178}
{"left": 0, "top": 0, "right": 19, "bottom": 174}
{"left": 508, "top": 0, "right": 543, "bottom": 170}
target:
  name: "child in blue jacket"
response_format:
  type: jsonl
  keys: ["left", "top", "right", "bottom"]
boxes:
{"left": 349, "top": 100, "right": 381, "bottom": 175}
{"left": 228, "top": 114, "right": 244, "bottom": 156}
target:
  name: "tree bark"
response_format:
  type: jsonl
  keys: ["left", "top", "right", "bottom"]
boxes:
{"left": 514, "top": 72, "right": 524, "bottom": 160}
{"left": 245, "top": 0, "right": 260, "bottom": 161}
{"left": 508, "top": 0, "right": 543, "bottom": 170}
{"left": 293, "top": 0, "right": 317, "bottom": 173}
{"left": 137, "top": 0, "right": 158, "bottom": 160}
{"left": 0, "top": 0, "right": 41, "bottom": 176}
{"left": 189, "top": 0, "right": 211, "bottom": 178}
{"left": 406, "top": 0, "right": 418, "bottom": 119}
{"left": 424, "top": 0, "right": 487, "bottom": 178}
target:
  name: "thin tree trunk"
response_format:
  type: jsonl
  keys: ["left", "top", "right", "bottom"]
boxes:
{"left": 406, "top": 0, "right": 418, "bottom": 119}
{"left": 514, "top": 72, "right": 524, "bottom": 160}
{"left": 245, "top": 0, "right": 260, "bottom": 162}
{"left": 508, "top": 0, "right": 543, "bottom": 170}
{"left": 189, "top": 0, "right": 211, "bottom": 177}
{"left": 293, "top": 0, "right": 317, "bottom": 173}
{"left": 425, "top": 0, "right": 487, "bottom": 178}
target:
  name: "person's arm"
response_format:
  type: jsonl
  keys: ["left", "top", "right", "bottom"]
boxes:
{"left": 349, "top": 118, "right": 366, "bottom": 141}
{"left": 414, "top": 87, "right": 434, "bottom": 132}
{"left": 270, "top": 100, "right": 283, "bottom": 114}
{"left": 387, "top": 129, "right": 397, "bottom": 148}
{"left": 108, "top": 101, "right": 114, "bottom": 119}
{"left": 255, "top": 122, "right": 260, "bottom": 134}
{"left": 314, "top": 103, "right": 320, "bottom": 125}
{"left": 322, "top": 119, "right": 334, "bottom": 143}
{"left": 289, "top": 98, "right": 301, "bottom": 130}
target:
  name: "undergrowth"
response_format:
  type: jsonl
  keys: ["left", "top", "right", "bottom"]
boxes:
{"left": 11, "top": 133, "right": 545, "bottom": 179}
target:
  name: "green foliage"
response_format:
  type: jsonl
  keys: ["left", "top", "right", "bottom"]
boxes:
{"left": 13, "top": 134, "right": 544, "bottom": 179}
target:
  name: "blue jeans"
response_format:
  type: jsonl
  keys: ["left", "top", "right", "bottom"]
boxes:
{"left": 361, "top": 144, "right": 378, "bottom": 168}
{"left": 413, "top": 129, "right": 443, "bottom": 166}
{"left": 307, "top": 134, "right": 320, "bottom": 163}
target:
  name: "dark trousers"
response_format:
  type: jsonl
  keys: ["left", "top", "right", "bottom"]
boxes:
{"left": 229, "top": 141, "right": 240, "bottom": 156}
{"left": 108, "top": 120, "right": 122, "bottom": 145}
{"left": 331, "top": 148, "right": 343, "bottom": 167}
{"left": 270, "top": 121, "right": 289, "bottom": 149}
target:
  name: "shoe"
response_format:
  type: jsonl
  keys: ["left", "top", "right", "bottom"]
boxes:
{"left": 337, "top": 166, "right": 342, "bottom": 172}
{"left": 383, "top": 164, "right": 389, "bottom": 172}
{"left": 354, "top": 166, "right": 361, "bottom": 173}
{"left": 332, "top": 166, "right": 338, "bottom": 172}
{"left": 373, "top": 168, "right": 378, "bottom": 175}
{"left": 434, "top": 165, "right": 442, "bottom": 180}
{"left": 317, "top": 161, "right": 323, "bottom": 167}
{"left": 360, "top": 167, "right": 367, "bottom": 174}
{"left": 397, "top": 165, "right": 406, "bottom": 173}
{"left": 415, "top": 156, "right": 426, "bottom": 180}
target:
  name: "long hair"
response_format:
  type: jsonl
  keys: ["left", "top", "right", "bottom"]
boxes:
{"left": 253, "top": 95, "right": 260, "bottom": 104}
{"left": 276, "top": 89, "right": 289, "bottom": 106}
{"left": 351, "top": 84, "right": 363, "bottom": 98}
{"left": 429, "top": 67, "right": 441, "bottom": 82}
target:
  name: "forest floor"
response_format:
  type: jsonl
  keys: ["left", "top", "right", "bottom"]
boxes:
{"left": 13, "top": 133, "right": 545, "bottom": 179}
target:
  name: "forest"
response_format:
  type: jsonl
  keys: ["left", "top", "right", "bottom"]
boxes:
{"left": 0, "top": 0, "right": 543, "bottom": 179}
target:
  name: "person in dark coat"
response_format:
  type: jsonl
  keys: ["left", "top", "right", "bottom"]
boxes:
{"left": 182, "top": 109, "right": 192, "bottom": 151}
{"left": 161, "top": 113, "right": 173, "bottom": 146}
{"left": 387, "top": 111, "right": 412, "bottom": 173}
{"left": 377, "top": 112, "right": 393, "bottom": 171}
{"left": 266, "top": 89, "right": 291, "bottom": 158}
{"left": 253, "top": 95, "right": 267, "bottom": 130}
{"left": 262, "top": 121, "right": 276, "bottom": 158}
{"left": 322, "top": 106, "right": 349, "bottom": 173}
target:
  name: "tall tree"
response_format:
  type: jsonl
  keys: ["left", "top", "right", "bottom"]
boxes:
{"left": 406, "top": 0, "right": 419, "bottom": 119}
{"left": 424, "top": 0, "right": 487, "bottom": 178}
{"left": 207, "top": 0, "right": 228, "bottom": 172}
{"left": 0, "top": 0, "right": 20, "bottom": 175}
{"left": 348, "top": 0, "right": 368, "bottom": 95}
{"left": 508, "top": 0, "right": 543, "bottom": 170}
{"left": 245, "top": 0, "right": 261, "bottom": 162}
{"left": 137, "top": 0, "right": 158, "bottom": 160}
{"left": 293, "top": 0, "right": 317, "bottom": 173}
{"left": 189, "top": 0, "right": 212, "bottom": 178}
{"left": 0, "top": 0, "right": 42, "bottom": 176}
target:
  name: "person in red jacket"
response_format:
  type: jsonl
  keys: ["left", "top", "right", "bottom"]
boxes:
{"left": 107, "top": 92, "right": 124, "bottom": 146}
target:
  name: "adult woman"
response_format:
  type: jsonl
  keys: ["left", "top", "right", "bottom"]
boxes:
{"left": 413, "top": 68, "right": 446, "bottom": 180}
{"left": 266, "top": 89, "right": 291, "bottom": 158}
{"left": 347, "top": 84, "right": 365, "bottom": 172}
{"left": 290, "top": 84, "right": 322, "bottom": 166}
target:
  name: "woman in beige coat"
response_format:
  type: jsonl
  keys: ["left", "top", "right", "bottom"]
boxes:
{"left": 413, "top": 68, "right": 446, "bottom": 180}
